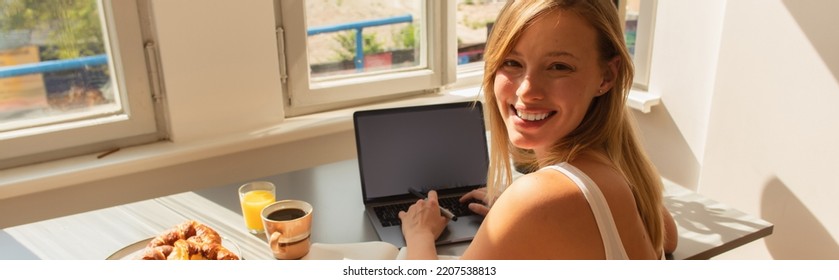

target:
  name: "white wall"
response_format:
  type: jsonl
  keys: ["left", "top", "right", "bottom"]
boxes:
{"left": 640, "top": 0, "right": 839, "bottom": 259}
{"left": 633, "top": 0, "right": 727, "bottom": 191}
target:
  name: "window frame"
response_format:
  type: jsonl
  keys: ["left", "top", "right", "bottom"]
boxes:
{"left": 275, "top": 0, "right": 456, "bottom": 117}
{"left": 622, "top": 0, "right": 657, "bottom": 89}
{"left": 0, "top": 0, "right": 161, "bottom": 169}
{"left": 450, "top": 1, "right": 504, "bottom": 90}
{"left": 452, "top": 0, "right": 657, "bottom": 91}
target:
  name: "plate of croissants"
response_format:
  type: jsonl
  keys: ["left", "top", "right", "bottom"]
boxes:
{"left": 107, "top": 220, "right": 241, "bottom": 260}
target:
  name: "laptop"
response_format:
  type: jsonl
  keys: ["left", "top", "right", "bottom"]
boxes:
{"left": 353, "top": 101, "right": 488, "bottom": 248}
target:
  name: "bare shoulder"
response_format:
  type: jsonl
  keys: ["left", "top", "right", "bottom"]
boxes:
{"left": 504, "top": 168, "right": 589, "bottom": 207}
{"left": 566, "top": 153, "right": 638, "bottom": 211}
{"left": 461, "top": 166, "right": 604, "bottom": 259}
{"left": 490, "top": 169, "right": 593, "bottom": 222}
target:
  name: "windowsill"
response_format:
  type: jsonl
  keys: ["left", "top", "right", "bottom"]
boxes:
{"left": 628, "top": 88, "right": 661, "bottom": 114}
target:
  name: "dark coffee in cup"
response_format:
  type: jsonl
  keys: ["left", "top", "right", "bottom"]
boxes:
{"left": 261, "top": 200, "right": 313, "bottom": 260}
{"left": 267, "top": 208, "right": 306, "bottom": 221}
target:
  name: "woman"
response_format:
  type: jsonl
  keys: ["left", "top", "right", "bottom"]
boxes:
{"left": 399, "top": 0, "right": 677, "bottom": 259}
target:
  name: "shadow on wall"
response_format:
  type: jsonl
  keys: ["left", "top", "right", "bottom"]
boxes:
{"left": 761, "top": 177, "right": 839, "bottom": 259}
{"left": 783, "top": 0, "right": 839, "bottom": 84}
{"left": 632, "top": 103, "right": 700, "bottom": 190}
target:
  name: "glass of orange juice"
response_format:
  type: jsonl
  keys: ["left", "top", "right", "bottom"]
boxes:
{"left": 238, "top": 181, "right": 276, "bottom": 234}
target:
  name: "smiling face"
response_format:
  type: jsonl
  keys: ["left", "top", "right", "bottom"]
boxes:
{"left": 493, "top": 8, "right": 616, "bottom": 159}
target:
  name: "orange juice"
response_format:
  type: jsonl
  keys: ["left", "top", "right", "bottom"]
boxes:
{"left": 241, "top": 190, "right": 275, "bottom": 232}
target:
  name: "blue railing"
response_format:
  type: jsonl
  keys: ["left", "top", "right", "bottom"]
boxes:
{"left": 307, "top": 14, "right": 413, "bottom": 70}
{"left": 0, "top": 15, "right": 413, "bottom": 79}
{"left": 0, "top": 54, "right": 108, "bottom": 79}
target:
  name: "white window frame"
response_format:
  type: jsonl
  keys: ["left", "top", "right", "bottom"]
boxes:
{"left": 453, "top": 1, "right": 657, "bottom": 91}
{"left": 275, "top": 0, "right": 457, "bottom": 116}
{"left": 622, "top": 0, "right": 657, "bottom": 89}
{"left": 0, "top": 0, "right": 161, "bottom": 169}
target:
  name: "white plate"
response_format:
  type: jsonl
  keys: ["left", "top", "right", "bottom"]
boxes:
{"left": 106, "top": 237, "right": 242, "bottom": 260}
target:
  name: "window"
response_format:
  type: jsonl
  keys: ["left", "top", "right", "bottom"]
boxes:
{"left": 0, "top": 0, "right": 160, "bottom": 169}
{"left": 451, "top": 0, "right": 656, "bottom": 88}
{"left": 453, "top": 0, "right": 506, "bottom": 86}
{"left": 276, "top": 0, "right": 655, "bottom": 115}
{"left": 622, "top": 0, "right": 656, "bottom": 89}
{"left": 276, "top": 0, "right": 456, "bottom": 116}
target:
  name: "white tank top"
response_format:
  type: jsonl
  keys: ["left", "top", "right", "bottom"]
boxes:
{"left": 541, "top": 162, "right": 630, "bottom": 260}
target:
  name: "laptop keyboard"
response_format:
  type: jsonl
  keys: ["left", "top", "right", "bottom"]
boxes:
{"left": 374, "top": 196, "right": 481, "bottom": 227}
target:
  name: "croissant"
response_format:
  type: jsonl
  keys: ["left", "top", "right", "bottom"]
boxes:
{"left": 140, "top": 220, "right": 239, "bottom": 260}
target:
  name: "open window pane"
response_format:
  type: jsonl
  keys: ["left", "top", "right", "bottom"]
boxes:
{"left": 0, "top": 0, "right": 119, "bottom": 132}
{"left": 0, "top": 0, "right": 158, "bottom": 169}
{"left": 306, "top": 0, "right": 424, "bottom": 80}
{"left": 624, "top": 0, "right": 641, "bottom": 58}
{"left": 623, "top": 0, "right": 655, "bottom": 88}
{"left": 280, "top": 0, "right": 453, "bottom": 115}
{"left": 455, "top": 0, "right": 505, "bottom": 66}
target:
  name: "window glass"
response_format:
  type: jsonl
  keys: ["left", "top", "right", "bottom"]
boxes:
{"left": 280, "top": 0, "right": 451, "bottom": 116}
{"left": 622, "top": 0, "right": 655, "bottom": 88}
{"left": 453, "top": 0, "right": 650, "bottom": 69}
{"left": 1, "top": 0, "right": 158, "bottom": 169}
{"left": 450, "top": 0, "right": 656, "bottom": 89}
{"left": 0, "top": 0, "right": 119, "bottom": 132}
{"left": 305, "top": 0, "right": 423, "bottom": 80}
{"left": 624, "top": 0, "right": 641, "bottom": 58}
{"left": 455, "top": 0, "right": 505, "bottom": 66}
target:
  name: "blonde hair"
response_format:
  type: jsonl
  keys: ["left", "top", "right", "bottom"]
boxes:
{"left": 481, "top": 0, "right": 666, "bottom": 252}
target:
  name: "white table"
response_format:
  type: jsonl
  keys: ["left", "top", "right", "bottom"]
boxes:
{"left": 0, "top": 159, "right": 773, "bottom": 260}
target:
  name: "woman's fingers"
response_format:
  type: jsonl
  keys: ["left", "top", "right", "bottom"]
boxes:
{"left": 427, "top": 189, "right": 437, "bottom": 199}
{"left": 460, "top": 188, "right": 489, "bottom": 217}
{"left": 399, "top": 195, "right": 447, "bottom": 241}
{"left": 468, "top": 202, "right": 490, "bottom": 216}
{"left": 460, "top": 187, "right": 488, "bottom": 203}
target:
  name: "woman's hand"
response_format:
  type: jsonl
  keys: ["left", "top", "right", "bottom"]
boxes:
{"left": 398, "top": 190, "right": 448, "bottom": 245}
{"left": 459, "top": 187, "right": 490, "bottom": 216}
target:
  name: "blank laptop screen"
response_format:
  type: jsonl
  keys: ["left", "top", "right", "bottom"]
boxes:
{"left": 354, "top": 102, "right": 488, "bottom": 201}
